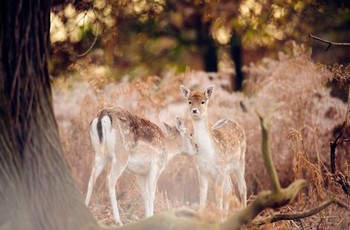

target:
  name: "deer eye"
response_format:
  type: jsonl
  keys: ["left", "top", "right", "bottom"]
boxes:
{"left": 188, "top": 100, "right": 192, "bottom": 105}
{"left": 201, "top": 100, "right": 205, "bottom": 104}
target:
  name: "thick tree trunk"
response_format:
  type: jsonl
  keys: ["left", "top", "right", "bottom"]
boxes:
{"left": 230, "top": 32, "right": 244, "bottom": 91}
{"left": 0, "top": 1, "right": 97, "bottom": 229}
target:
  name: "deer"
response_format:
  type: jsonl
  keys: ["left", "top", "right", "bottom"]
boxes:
{"left": 180, "top": 85, "right": 247, "bottom": 216}
{"left": 85, "top": 107, "right": 197, "bottom": 225}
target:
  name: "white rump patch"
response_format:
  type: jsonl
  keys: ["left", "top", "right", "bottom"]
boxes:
{"left": 90, "top": 118, "right": 100, "bottom": 149}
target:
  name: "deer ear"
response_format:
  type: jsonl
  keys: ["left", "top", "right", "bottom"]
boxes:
{"left": 205, "top": 85, "right": 215, "bottom": 99}
{"left": 180, "top": 85, "right": 191, "bottom": 100}
{"left": 163, "top": 122, "right": 173, "bottom": 133}
{"left": 175, "top": 116, "right": 185, "bottom": 132}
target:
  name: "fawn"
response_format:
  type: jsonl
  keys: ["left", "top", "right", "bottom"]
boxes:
{"left": 180, "top": 85, "right": 247, "bottom": 214}
{"left": 85, "top": 107, "right": 197, "bottom": 225}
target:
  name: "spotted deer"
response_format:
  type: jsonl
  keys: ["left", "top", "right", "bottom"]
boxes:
{"left": 180, "top": 85, "right": 247, "bottom": 214}
{"left": 85, "top": 107, "right": 197, "bottom": 225}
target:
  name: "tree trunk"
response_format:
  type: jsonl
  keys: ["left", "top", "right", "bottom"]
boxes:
{"left": 0, "top": 1, "right": 97, "bottom": 229}
{"left": 203, "top": 38, "right": 218, "bottom": 72}
{"left": 230, "top": 32, "right": 244, "bottom": 91}
{"left": 194, "top": 16, "right": 218, "bottom": 73}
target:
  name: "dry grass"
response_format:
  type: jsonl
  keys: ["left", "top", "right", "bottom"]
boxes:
{"left": 53, "top": 43, "right": 350, "bottom": 228}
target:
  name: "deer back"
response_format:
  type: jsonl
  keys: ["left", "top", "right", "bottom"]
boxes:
{"left": 211, "top": 119, "right": 246, "bottom": 163}
{"left": 97, "top": 107, "right": 166, "bottom": 153}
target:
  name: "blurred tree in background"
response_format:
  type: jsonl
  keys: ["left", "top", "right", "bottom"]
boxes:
{"left": 50, "top": 0, "right": 350, "bottom": 90}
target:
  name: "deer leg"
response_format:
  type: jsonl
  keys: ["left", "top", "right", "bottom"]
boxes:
{"left": 85, "top": 155, "right": 106, "bottom": 206}
{"left": 223, "top": 175, "right": 233, "bottom": 213}
{"left": 215, "top": 172, "right": 226, "bottom": 218}
{"left": 198, "top": 172, "right": 209, "bottom": 209}
{"left": 108, "top": 157, "right": 128, "bottom": 225}
{"left": 234, "top": 166, "right": 247, "bottom": 207}
{"left": 136, "top": 175, "right": 150, "bottom": 217}
{"left": 147, "top": 162, "right": 161, "bottom": 217}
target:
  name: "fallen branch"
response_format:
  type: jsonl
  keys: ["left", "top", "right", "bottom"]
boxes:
{"left": 105, "top": 208, "right": 220, "bottom": 230}
{"left": 258, "top": 114, "right": 281, "bottom": 193}
{"left": 220, "top": 114, "right": 307, "bottom": 229}
{"left": 252, "top": 197, "right": 350, "bottom": 225}
{"left": 309, "top": 34, "right": 350, "bottom": 51}
{"left": 220, "top": 180, "right": 307, "bottom": 230}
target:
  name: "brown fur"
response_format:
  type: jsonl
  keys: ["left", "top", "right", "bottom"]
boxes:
{"left": 98, "top": 107, "right": 165, "bottom": 144}
{"left": 212, "top": 120, "right": 246, "bottom": 162}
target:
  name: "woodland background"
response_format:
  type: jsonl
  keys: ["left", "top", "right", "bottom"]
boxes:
{"left": 50, "top": 0, "right": 350, "bottom": 228}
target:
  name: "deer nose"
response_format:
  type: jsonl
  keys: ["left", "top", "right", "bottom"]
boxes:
{"left": 192, "top": 108, "right": 199, "bottom": 114}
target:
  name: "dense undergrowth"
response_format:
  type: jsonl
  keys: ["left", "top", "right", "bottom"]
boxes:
{"left": 53, "top": 44, "right": 350, "bottom": 228}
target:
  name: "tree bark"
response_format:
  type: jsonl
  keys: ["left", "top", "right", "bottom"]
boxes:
{"left": 0, "top": 1, "right": 97, "bottom": 229}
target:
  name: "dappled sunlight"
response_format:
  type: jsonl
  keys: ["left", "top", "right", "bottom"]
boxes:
{"left": 50, "top": 13, "right": 67, "bottom": 43}
{"left": 51, "top": 3, "right": 98, "bottom": 44}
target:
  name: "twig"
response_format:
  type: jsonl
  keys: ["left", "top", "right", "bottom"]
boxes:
{"left": 252, "top": 198, "right": 350, "bottom": 225}
{"left": 68, "top": 11, "right": 88, "bottom": 33}
{"left": 77, "top": 22, "right": 99, "bottom": 57}
{"left": 329, "top": 84, "right": 350, "bottom": 195}
{"left": 330, "top": 84, "right": 350, "bottom": 173}
{"left": 333, "top": 171, "right": 350, "bottom": 196}
{"left": 77, "top": 9, "right": 99, "bottom": 57}
{"left": 298, "top": 219, "right": 305, "bottom": 230}
{"left": 309, "top": 34, "right": 350, "bottom": 51}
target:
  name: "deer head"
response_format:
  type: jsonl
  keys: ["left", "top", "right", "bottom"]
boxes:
{"left": 180, "top": 85, "right": 215, "bottom": 121}
{"left": 164, "top": 117, "right": 197, "bottom": 156}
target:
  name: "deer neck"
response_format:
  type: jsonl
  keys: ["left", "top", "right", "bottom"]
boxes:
{"left": 192, "top": 117, "right": 215, "bottom": 160}
{"left": 164, "top": 137, "right": 180, "bottom": 162}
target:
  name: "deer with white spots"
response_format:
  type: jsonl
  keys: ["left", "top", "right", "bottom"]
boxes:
{"left": 180, "top": 85, "right": 247, "bottom": 215}
{"left": 85, "top": 107, "right": 197, "bottom": 225}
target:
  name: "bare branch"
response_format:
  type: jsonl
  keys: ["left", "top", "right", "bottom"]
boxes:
{"left": 257, "top": 113, "right": 281, "bottom": 193}
{"left": 77, "top": 20, "right": 99, "bottom": 57}
{"left": 330, "top": 85, "right": 349, "bottom": 172}
{"left": 68, "top": 11, "right": 88, "bottom": 33}
{"left": 333, "top": 171, "right": 350, "bottom": 196}
{"left": 219, "top": 114, "right": 307, "bottom": 230}
{"left": 77, "top": 9, "right": 99, "bottom": 57}
{"left": 252, "top": 198, "right": 350, "bottom": 225}
{"left": 220, "top": 180, "right": 307, "bottom": 230}
{"left": 66, "top": 8, "right": 99, "bottom": 57}
{"left": 309, "top": 34, "right": 350, "bottom": 51}
{"left": 329, "top": 84, "right": 350, "bottom": 195}
{"left": 344, "top": 84, "right": 350, "bottom": 128}
{"left": 105, "top": 208, "right": 220, "bottom": 230}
